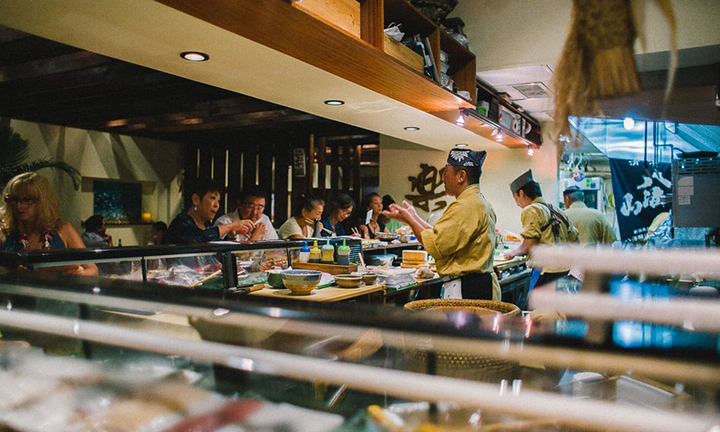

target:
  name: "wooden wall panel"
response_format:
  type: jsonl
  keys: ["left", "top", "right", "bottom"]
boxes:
{"left": 212, "top": 146, "right": 228, "bottom": 212}
{"left": 241, "top": 143, "right": 258, "bottom": 191}
{"left": 226, "top": 144, "right": 242, "bottom": 211}
{"left": 273, "top": 136, "right": 291, "bottom": 224}
{"left": 317, "top": 136, "right": 327, "bottom": 193}
{"left": 197, "top": 145, "right": 213, "bottom": 180}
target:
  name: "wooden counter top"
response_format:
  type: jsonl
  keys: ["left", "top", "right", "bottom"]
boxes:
{"left": 249, "top": 283, "right": 384, "bottom": 302}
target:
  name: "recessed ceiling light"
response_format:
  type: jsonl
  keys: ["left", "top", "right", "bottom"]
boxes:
{"left": 324, "top": 99, "right": 345, "bottom": 106}
{"left": 180, "top": 51, "right": 209, "bottom": 62}
{"left": 404, "top": 126, "right": 420, "bottom": 131}
{"left": 455, "top": 143, "right": 468, "bottom": 148}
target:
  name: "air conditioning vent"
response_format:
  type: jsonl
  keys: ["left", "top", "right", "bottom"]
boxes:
{"left": 677, "top": 157, "right": 720, "bottom": 175}
{"left": 511, "top": 82, "right": 551, "bottom": 99}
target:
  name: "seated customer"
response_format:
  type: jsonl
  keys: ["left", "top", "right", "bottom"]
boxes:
{"left": 320, "top": 193, "right": 358, "bottom": 237}
{"left": 0, "top": 172, "right": 97, "bottom": 275}
{"left": 215, "top": 185, "right": 277, "bottom": 241}
{"left": 81, "top": 214, "right": 113, "bottom": 248}
{"left": 151, "top": 221, "right": 167, "bottom": 245}
{"left": 277, "top": 195, "right": 324, "bottom": 240}
{"left": 359, "top": 192, "right": 389, "bottom": 239}
{"left": 164, "top": 178, "right": 253, "bottom": 245}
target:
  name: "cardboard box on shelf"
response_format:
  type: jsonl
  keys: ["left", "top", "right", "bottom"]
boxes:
{"left": 292, "top": 0, "right": 361, "bottom": 38}
{"left": 383, "top": 34, "right": 424, "bottom": 74}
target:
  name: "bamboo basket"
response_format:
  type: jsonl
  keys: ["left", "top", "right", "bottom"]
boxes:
{"left": 403, "top": 299, "right": 520, "bottom": 383}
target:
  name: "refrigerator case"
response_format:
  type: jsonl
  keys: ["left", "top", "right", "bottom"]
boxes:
{"left": 673, "top": 157, "right": 720, "bottom": 228}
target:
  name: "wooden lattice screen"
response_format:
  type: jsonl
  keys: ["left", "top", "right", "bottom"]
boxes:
{"left": 184, "top": 130, "right": 378, "bottom": 227}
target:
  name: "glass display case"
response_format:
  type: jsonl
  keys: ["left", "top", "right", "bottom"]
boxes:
{"left": 0, "top": 238, "right": 363, "bottom": 291}
{"left": 0, "top": 245, "right": 719, "bottom": 431}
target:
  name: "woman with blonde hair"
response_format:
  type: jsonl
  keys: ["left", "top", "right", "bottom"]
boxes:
{"left": 0, "top": 172, "right": 97, "bottom": 275}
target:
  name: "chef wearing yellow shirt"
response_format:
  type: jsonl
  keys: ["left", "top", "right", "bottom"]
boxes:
{"left": 504, "top": 169, "right": 578, "bottom": 302}
{"left": 383, "top": 148, "right": 500, "bottom": 301}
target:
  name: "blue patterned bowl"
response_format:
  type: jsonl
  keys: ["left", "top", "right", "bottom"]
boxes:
{"left": 281, "top": 270, "right": 322, "bottom": 295}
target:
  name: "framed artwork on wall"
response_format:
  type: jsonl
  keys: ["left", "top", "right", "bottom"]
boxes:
{"left": 93, "top": 180, "right": 142, "bottom": 224}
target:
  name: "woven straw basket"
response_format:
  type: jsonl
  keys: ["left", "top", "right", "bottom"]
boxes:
{"left": 403, "top": 299, "right": 521, "bottom": 383}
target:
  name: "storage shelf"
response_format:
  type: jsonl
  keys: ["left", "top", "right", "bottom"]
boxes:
{"left": 157, "top": 0, "right": 536, "bottom": 145}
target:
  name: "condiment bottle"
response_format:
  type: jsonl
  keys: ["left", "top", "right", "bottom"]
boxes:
{"left": 321, "top": 239, "right": 335, "bottom": 264}
{"left": 298, "top": 242, "right": 311, "bottom": 263}
{"left": 337, "top": 239, "right": 351, "bottom": 266}
{"left": 309, "top": 240, "right": 321, "bottom": 263}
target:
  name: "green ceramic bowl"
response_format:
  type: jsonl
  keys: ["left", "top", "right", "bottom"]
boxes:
{"left": 267, "top": 270, "right": 285, "bottom": 289}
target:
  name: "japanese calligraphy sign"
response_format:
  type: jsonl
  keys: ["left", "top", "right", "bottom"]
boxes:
{"left": 405, "top": 163, "right": 447, "bottom": 213}
{"left": 609, "top": 158, "right": 671, "bottom": 243}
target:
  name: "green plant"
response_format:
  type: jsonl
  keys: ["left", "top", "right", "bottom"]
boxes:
{"left": 0, "top": 120, "right": 81, "bottom": 191}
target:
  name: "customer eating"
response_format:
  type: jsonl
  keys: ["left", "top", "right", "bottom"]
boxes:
{"left": 163, "top": 178, "right": 253, "bottom": 245}
{"left": 277, "top": 195, "right": 324, "bottom": 240}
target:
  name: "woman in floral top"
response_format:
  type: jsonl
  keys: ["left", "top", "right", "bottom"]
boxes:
{"left": 0, "top": 172, "right": 97, "bottom": 275}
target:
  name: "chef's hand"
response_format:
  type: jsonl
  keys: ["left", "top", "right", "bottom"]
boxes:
{"left": 400, "top": 200, "right": 419, "bottom": 219}
{"left": 502, "top": 250, "right": 515, "bottom": 260}
{"left": 383, "top": 203, "right": 410, "bottom": 224}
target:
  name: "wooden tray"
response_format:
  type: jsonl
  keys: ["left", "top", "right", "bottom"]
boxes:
{"left": 292, "top": 261, "right": 358, "bottom": 275}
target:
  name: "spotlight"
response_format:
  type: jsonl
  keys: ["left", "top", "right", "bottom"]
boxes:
{"left": 455, "top": 143, "right": 468, "bottom": 148}
{"left": 324, "top": 100, "right": 345, "bottom": 106}
{"left": 527, "top": 147, "right": 534, "bottom": 156}
{"left": 404, "top": 126, "right": 420, "bottom": 131}
{"left": 180, "top": 51, "right": 209, "bottom": 62}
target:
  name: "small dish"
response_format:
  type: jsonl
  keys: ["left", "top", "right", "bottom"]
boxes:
{"left": 361, "top": 273, "right": 378, "bottom": 285}
{"left": 335, "top": 274, "right": 362, "bottom": 288}
{"left": 375, "top": 232, "right": 397, "bottom": 242}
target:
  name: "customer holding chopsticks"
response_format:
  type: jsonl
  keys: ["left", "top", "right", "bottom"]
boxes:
{"left": 277, "top": 195, "right": 324, "bottom": 240}
{"left": 164, "top": 178, "right": 253, "bottom": 245}
{"left": 320, "top": 193, "right": 360, "bottom": 237}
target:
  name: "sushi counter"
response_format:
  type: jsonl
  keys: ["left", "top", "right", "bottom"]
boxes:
{"left": 0, "top": 246, "right": 719, "bottom": 432}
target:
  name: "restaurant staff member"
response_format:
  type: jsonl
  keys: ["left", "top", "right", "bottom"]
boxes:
{"left": 504, "top": 170, "right": 578, "bottom": 295}
{"left": 562, "top": 185, "right": 616, "bottom": 245}
{"left": 383, "top": 148, "right": 500, "bottom": 301}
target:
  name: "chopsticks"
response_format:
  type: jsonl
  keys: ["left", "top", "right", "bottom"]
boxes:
{"left": 351, "top": 227, "right": 360, "bottom": 236}
{"left": 190, "top": 269, "right": 222, "bottom": 288}
{"left": 321, "top": 227, "right": 334, "bottom": 235}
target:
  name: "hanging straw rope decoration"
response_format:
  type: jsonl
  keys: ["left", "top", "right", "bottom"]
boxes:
{"left": 552, "top": 0, "right": 640, "bottom": 141}
{"left": 553, "top": 0, "right": 677, "bottom": 143}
